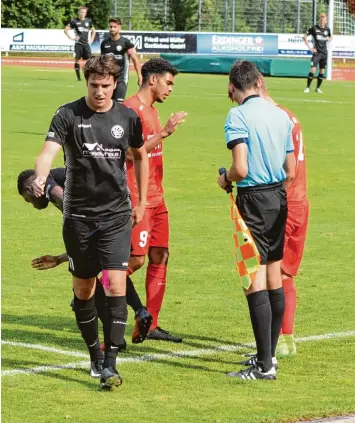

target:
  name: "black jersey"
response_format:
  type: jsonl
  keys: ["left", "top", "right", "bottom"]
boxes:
{"left": 45, "top": 168, "right": 66, "bottom": 209}
{"left": 306, "top": 25, "right": 331, "bottom": 54}
{"left": 45, "top": 98, "right": 144, "bottom": 220}
{"left": 68, "top": 18, "right": 93, "bottom": 45}
{"left": 100, "top": 36, "right": 135, "bottom": 83}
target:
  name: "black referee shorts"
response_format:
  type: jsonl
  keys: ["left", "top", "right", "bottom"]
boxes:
{"left": 74, "top": 43, "right": 91, "bottom": 61}
{"left": 311, "top": 52, "right": 327, "bottom": 69}
{"left": 236, "top": 182, "right": 287, "bottom": 265}
{"left": 63, "top": 214, "right": 132, "bottom": 279}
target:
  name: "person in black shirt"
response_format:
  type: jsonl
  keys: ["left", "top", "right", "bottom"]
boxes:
{"left": 18, "top": 167, "right": 152, "bottom": 347}
{"left": 64, "top": 6, "right": 96, "bottom": 82}
{"left": 100, "top": 17, "right": 142, "bottom": 102}
{"left": 31, "top": 55, "right": 149, "bottom": 391}
{"left": 303, "top": 13, "right": 332, "bottom": 94}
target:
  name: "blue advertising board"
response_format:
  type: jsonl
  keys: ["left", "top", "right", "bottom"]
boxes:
{"left": 197, "top": 33, "right": 279, "bottom": 56}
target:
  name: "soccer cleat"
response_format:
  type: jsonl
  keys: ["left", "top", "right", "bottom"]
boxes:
{"left": 276, "top": 334, "right": 289, "bottom": 358}
{"left": 147, "top": 327, "right": 182, "bottom": 343}
{"left": 284, "top": 334, "right": 297, "bottom": 357}
{"left": 90, "top": 357, "right": 104, "bottom": 378}
{"left": 100, "top": 367, "right": 122, "bottom": 390}
{"left": 304, "top": 87, "right": 310, "bottom": 93}
{"left": 238, "top": 354, "right": 278, "bottom": 370}
{"left": 132, "top": 307, "right": 153, "bottom": 344}
{"left": 70, "top": 298, "right": 75, "bottom": 312}
{"left": 315, "top": 88, "right": 323, "bottom": 93}
{"left": 227, "top": 362, "right": 276, "bottom": 380}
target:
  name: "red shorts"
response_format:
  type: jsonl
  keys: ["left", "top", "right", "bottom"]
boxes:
{"left": 281, "top": 202, "right": 310, "bottom": 277}
{"left": 131, "top": 201, "right": 169, "bottom": 256}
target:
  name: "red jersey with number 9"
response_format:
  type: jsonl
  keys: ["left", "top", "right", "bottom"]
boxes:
{"left": 124, "top": 94, "right": 164, "bottom": 208}
{"left": 278, "top": 105, "right": 308, "bottom": 206}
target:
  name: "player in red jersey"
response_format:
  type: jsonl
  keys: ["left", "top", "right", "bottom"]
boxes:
{"left": 124, "top": 58, "right": 187, "bottom": 343}
{"left": 260, "top": 78, "right": 309, "bottom": 358}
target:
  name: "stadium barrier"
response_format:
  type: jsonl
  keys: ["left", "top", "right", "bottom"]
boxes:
{"left": 160, "top": 54, "right": 312, "bottom": 77}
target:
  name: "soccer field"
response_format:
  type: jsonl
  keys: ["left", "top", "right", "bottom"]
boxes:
{"left": 2, "top": 66, "right": 355, "bottom": 423}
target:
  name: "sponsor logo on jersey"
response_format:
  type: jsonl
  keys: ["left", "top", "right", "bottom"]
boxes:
{"left": 104, "top": 44, "right": 111, "bottom": 48}
{"left": 78, "top": 123, "right": 92, "bottom": 128}
{"left": 83, "top": 142, "right": 122, "bottom": 159}
{"left": 111, "top": 125, "right": 124, "bottom": 139}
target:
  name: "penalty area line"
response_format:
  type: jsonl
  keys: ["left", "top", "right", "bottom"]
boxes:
{"left": 2, "top": 330, "right": 354, "bottom": 377}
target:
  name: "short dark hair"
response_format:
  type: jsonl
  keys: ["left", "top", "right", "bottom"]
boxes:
{"left": 109, "top": 17, "right": 122, "bottom": 25}
{"left": 141, "top": 59, "right": 178, "bottom": 85}
{"left": 229, "top": 60, "right": 260, "bottom": 91}
{"left": 84, "top": 55, "right": 120, "bottom": 81}
{"left": 17, "top": 169, "right": 35, "bottom": 195}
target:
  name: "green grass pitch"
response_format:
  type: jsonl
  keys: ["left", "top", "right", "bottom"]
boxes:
{"left": 1, "top": 66, "right": 355, "bottom": 423}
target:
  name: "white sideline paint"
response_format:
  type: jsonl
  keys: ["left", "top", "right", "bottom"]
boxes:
{"left": 2, "top": 330, "right": 354, "bottom": 377}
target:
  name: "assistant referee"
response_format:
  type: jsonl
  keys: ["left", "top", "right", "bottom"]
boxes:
{"left": 217, "top": 61, "right": 296, "bottom": 381}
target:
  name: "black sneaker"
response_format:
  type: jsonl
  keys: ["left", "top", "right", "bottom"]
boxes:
{"left": 132, "top": 307, "right": 153, "bottom": 344}
{"left": 227, "top": 362, "right": 276, "bottom": 380}
{"left": 100, "top": 367, "right": 122, "bottom": 390}
{"left": 238, "top": 354, "right": 278, "bottom": 370}
{"left": 90, "top": 358, "right": 104, "bottom": 378}
{"left": 147, "top": 327, "right": 182, "bottom": 343}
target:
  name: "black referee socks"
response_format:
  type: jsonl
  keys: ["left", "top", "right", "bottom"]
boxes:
{"left": 307, "top": 72, "right": 314, "bottom": 88}
{"left": 268, "top": 287, "right": 286, "bottom": 357}
{"left": 247, "top": 290, "right": 273, "bottom": 371}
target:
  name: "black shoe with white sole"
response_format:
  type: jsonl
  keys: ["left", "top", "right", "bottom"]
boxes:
{"left": 238, "top": 354, "right": 278, "bottom": 370}
{"left": 227, "top": 362, "right": 276, "bottom": 380}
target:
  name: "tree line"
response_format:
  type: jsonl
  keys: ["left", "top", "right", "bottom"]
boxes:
{"left": 2, "top": 0, "right": 329, "bottom": 32}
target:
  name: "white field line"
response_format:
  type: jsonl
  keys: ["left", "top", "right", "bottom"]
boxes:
{"left": 2, "top": 330, "right": 354, "bottom": 377}
{"left": 2, "top": 82, "right": 355, "bottom": 105}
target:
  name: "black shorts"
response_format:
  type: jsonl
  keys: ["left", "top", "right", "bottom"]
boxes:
{"left": 112, "top": 82, "right": 128, "bottom": 102}
{"left": 311, "top": 52, "right": 327, "bottom": 69}
{"left": 75, "top": 43, "right": 91, "bottom": 61}
{"left": 236, "top": 182, "right": 287, "bottom": 265}
{"left": 63, "top": 214, "right": 132, "bottom": 279}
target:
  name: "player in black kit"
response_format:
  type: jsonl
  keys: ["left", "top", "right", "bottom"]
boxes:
{"left": 64, "top": 6, "right": 96, "bottom": 82}
{"left": 100, "top": 17, "right": 142, "bottom": 102}
{"left": 31, "top": 55, "right": 149, "bottom": 390}
{"left": 303, "top": 13, "right": 332, "bottom": 94}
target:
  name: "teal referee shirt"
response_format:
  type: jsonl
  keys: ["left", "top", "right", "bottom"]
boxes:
{"left": 224, "top": 95, "right": 294, "bottom": 188}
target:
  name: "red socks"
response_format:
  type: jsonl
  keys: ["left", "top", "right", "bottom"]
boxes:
{"left": 145, "top": 263, "right": 167, "bottom": 329}
{"left": 281, "top": 277, "right": 297, "bottom": 335}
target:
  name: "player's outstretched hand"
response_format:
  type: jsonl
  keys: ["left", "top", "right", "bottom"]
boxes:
{"left": 31, "top": 177, "right": 46, "bottom": 197}
{"left": 32, "top": 255, "right": 59, "bottom": 270}
{"left": 132, "top": 204, "right": 146, "bottom": 227}
{"left": 161, "top": 111, "right": 187, "bottom": 138}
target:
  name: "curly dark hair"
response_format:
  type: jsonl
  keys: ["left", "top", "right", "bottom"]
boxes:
{"left": 141, "top": 58, "right": 178, "bottom": 85}
{"left": 84, "top": 55, "right": 120, "bottom": 81}
{"left": 17, "top": 169, "right": 35, "bottom": 195}
{"left": 229, "top": 60, "right": 260, "bottom": 91}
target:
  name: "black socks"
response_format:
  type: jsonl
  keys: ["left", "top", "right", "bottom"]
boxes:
{"left": 74, "top": 63, "right": 81, "bottom": 81}
{"left": 104, "top": 296, "right": 127, "bottom": 368}
{"left": 247, "top": 290, "right": 272, "bottom": 371}
{"left": 73, "top": 295, "right": 101, "bottom": 361}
